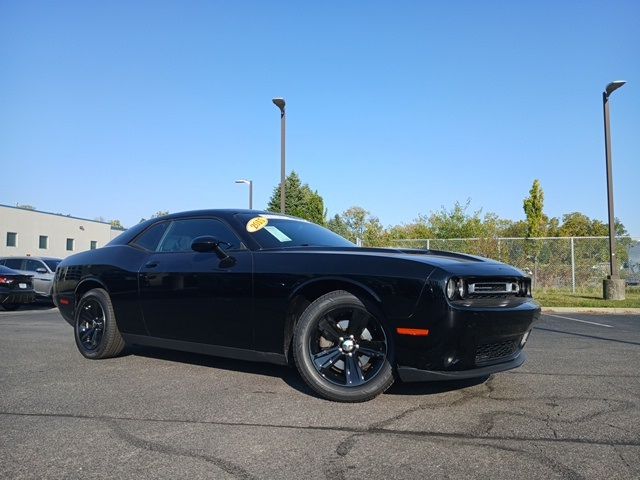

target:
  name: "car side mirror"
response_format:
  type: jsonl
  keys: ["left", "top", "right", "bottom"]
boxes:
{"left": 191, "top": 236, "right": 230, "bottom": 260}
{"left": 36, "top": 267, "right": 48, "bottom": 274}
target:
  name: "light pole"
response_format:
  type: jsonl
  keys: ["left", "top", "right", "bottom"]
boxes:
{"left": 602, "top": 80, "right": 626, "bottom": 300}
{"left": 235, "top": 179, "right": 253, "bottom": 209}
{"left": 272, "top": 97, "right": 286, "bottom": 213}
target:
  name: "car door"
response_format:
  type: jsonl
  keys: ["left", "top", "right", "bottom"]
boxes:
{"left": 138, "top": 217, "right": 254, "bottom": 349}
{"left": 24, "top": 259, "right": 53, "bottom": 297}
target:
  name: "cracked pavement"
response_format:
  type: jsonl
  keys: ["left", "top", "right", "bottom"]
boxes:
{"left": 1, "top": 308, "right": 639, "bottom": 479}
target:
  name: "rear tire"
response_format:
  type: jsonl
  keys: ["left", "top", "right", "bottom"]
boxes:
{"left": 74, "top": 288, "right": 125, "bottom": 359}
{"left": 293, "top": 290, "right": 395, "bottom": 402}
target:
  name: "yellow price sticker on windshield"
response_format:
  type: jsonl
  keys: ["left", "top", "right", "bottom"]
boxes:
{"left": 246, "top": 217, "right": 268, "bottom": 233}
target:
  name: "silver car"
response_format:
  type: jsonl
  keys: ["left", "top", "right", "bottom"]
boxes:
{"left": 0, "top": 256, "right": 61, "bottom": 299}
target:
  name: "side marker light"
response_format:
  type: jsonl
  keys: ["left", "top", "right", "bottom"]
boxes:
{"left": 397, "top": 328, "right": 430, "bottom": 337}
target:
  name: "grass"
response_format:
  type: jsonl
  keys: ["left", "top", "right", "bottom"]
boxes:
{"left": 533, "top": 288, "right": 640, "bottom": 308}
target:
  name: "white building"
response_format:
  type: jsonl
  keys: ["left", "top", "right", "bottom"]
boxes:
{"left": 0, "top": 204, "right": 125, "bottom": 259}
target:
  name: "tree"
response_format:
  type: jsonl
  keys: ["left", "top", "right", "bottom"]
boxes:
{"left": 523, "top": 179, "right": 545, "bottom": 238}
{"left": 151, "top": 211, "right": 169, "bottom": 218}
{"left": 559, "top": 212, "right": 593, "bottom": 237}
{"left": 433, "top": 201, "right": 479, "bottom": 238}
{"left": 327, "top": 214, "right": 350, "bottom": 239}
{"left": 327, "top": 207, "right": 384, "bottom": 245}
{"left": 110, "top": 219, "right": 124, "bottom": 230}
{"left": 267, "top": 171, "right": 326, "bottom": 225}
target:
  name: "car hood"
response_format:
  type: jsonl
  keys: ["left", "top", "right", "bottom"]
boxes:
{"left": 269, "top": 246, "right": 527, "bottom": 277}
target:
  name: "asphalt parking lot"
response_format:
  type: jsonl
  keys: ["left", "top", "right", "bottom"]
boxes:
{"left": 1, "top": 307, "right": 638, "bottom": 479}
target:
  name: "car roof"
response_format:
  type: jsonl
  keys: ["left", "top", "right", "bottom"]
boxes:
{"left": 108, "top": 209, "right": 303, "bottom": 246}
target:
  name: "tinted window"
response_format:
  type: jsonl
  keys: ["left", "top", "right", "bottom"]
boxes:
{"left": 236, "top": 214, "right": 354, "bottom": 249}
{"left": 66, "top": 238, "right": 74, "bottom": 251}
{"left": 44, "top": 259, "right": 61, "bottom": 271}
{"left": 90, "top": 241, "right": 97, "bottom": 250}
{"left": 39, "top": 236, "right": 48, "bottom": 249}
{"left": 25, "top": 259, "right": 45, "bottom": 272}
{"left": 158, "top": 218, "right": 240, "bottom": 253}
{"left": 130, "top": 222, "right": 169, "bottom": 251}
{"left": 4, "top": 258, "right": 23, "bottom": 270}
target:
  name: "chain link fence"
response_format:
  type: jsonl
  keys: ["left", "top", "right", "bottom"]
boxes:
{"left": 367, "top": 236, "right": 640, "bottom": 292}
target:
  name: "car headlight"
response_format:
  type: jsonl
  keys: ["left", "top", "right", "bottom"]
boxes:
{"left": 446, "top": 278, "right": 457, "bottom": 299}
{"left": 446, "top": 278, "right": 465, "bottom": 299}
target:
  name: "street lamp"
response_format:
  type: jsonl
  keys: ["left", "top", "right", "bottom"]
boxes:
{"left": 235, "top": 179, "right": 253, "bottom": 209}
{"left": 602, "top": 80, "right": 626, "bottom": 300}
{"left": 272, "top": 97, "right": 286, "bottom": 213}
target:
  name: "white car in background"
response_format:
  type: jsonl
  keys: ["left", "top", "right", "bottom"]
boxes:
{"left": 0, "top": 256, "right": 61, "bottom": 300}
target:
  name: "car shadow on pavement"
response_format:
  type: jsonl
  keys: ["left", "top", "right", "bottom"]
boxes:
{"left": 127, "top": 345, "right": 317, "bottom": 397}
{"left": 127, "top": 345, "right": 488, "bottom": 399}
{"left": 386, "top": 375, "right": 489, "bottom": 396}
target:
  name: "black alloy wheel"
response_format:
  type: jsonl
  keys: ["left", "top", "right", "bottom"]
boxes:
{"left": 76, "top": 299, "right": 105, "bottom": 351}
{"left": 293, "top": 290, "right": 395, "bottom": 402}
{"left": 74, "top": 288, "right": 125, "bottom": 359}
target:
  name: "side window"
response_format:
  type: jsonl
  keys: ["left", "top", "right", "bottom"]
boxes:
{"left": 4, "top": 258, "right": 24, "bottom": 270}
{"left": 157, "top": 218, "right": 240, "bottom": 253}
{"left": 25, "top": 259, "right": 45, "bottom": 272}
{"left": 130, "top": 222, "right": 169, "bottom": 251}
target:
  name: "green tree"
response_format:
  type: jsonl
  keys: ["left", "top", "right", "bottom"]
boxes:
{"left": 151, "top": 210, "right": 169, "bottom": 218}
{"left": 523, "top": 179, "right": 545, "bottom": 238}
{"left": 327, "top": 214, "right": 350, "bottom": 238}
{"left": 327, "top": 207, "right": 384, "bottom": 245}
{"left": 267, "top": 171, "right": 326, "bottom": 225}
{"left": 110, "top": 219, "right": 124, "bottom": 230}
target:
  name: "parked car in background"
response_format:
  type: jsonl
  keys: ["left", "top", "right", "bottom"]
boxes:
{"left": 0, "top": 265, "right": 35, "bottom": 311}
{"left": 0, "top": 257, "right": 61, "bottom": 300}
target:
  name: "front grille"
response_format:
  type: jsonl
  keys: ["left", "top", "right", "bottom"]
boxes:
{"left": 466, "top": 280, "right": 522, "bottom": 300}
{"left": 475, "top": 339, "right": 518, "bottom": 364}
{"left": 466, "top": 293, "right": 512, "bottom": 299}
{"left": 472, "top": 282, "right": 509, "bottom": 292}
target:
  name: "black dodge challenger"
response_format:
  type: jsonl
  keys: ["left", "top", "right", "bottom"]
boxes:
{"left": 53, "top": 209, "right": 539, "bottom": 402}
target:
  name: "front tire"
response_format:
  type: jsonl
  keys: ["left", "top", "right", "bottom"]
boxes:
{"left": 293, "top": 290, "right": 395, "bottom": 402}
{"left": 74, "top": 288, "right": 125, "bottom": 359}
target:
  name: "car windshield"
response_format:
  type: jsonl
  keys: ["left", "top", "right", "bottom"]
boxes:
{"left": 44, "top": 259, "right": 61, "bottom": 271}
{"left": 237, "top": 214, "right": 355, "bottom": 249}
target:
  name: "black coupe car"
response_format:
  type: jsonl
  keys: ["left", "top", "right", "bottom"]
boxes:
{"left": 0, "top": 265, "right": 36, "bottom": 311}
{"left": 53, "top": 210, "right": 539, "bottom": 402}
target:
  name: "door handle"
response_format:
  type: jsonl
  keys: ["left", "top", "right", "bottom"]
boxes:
{"left": 144, "top": 262, "right": 158, "bottom": 268}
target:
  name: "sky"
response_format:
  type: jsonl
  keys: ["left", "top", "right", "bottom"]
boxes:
{"left": 1, "top": 1, "right": 639, "bottom": 235}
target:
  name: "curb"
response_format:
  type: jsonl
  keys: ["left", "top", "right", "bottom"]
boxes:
{"left": 541, "top": 306, "right": 640, "bottom": 315}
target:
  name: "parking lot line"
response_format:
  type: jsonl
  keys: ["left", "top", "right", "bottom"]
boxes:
{"left": 543, "top": 313, "right": 613, "bottom": 328}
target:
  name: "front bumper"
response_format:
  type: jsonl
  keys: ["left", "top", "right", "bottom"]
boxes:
{"left": 392, "top": 280, "right": 540, "bottom": 373}
{"left": 397, "top": 351, "right": 526, "bottom": 382}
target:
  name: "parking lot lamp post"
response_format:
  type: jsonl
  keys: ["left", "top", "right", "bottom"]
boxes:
{"left": 235, "top": 179, "right": 253, "bottom": 209}
{"left": 272, "top": 97, "right": 286, "bottom": 213}
{"left": 602, "top": 80, "right": 626, "bottom": 300}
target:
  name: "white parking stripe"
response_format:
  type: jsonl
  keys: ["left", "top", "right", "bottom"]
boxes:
{"left": 543, "top": 313, "right": 613, "bottom": 328}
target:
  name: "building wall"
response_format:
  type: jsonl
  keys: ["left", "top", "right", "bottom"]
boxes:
{"left": 0, "top": 205, "right": 124, "bottom": 259}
